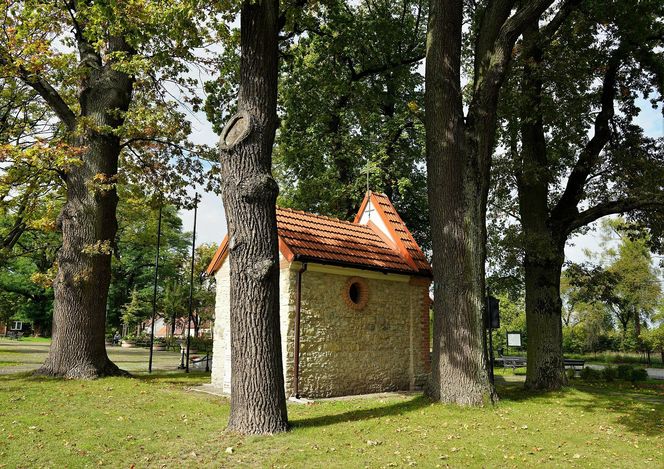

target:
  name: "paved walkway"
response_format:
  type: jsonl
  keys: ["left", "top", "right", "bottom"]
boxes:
{"left": 0, "top": 339, "right": 185, "bottom": 375}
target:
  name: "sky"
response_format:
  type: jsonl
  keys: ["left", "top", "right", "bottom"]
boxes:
{"left": 177, "top": 62, "right": 664, "bottom": 267}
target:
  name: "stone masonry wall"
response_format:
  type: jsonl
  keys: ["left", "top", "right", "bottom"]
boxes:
{"left": 287, "top": 268, "right": 430, "bottom": 398}
{"left": 211, "top": 257, "right": 230, "bottom": 392}
{"left": 212, "top": 256, "right": 431, "bottom": 399}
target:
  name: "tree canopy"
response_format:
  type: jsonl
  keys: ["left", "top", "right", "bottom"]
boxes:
{"left": 205, "top": 0, "right": 430, "bottom": 249}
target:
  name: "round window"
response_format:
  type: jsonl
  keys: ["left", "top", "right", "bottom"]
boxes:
{"left": 343, "top": 277, "right": 369, "bottom": 310}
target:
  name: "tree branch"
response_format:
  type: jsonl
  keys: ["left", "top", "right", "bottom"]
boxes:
{"left": 566, "top": 197, "right": 664, "bottom": 234}
{"left": 0, "top": 56, "right": 77, "bottom": 130}
{"left": 277, "top": 0, "right": 309, "bottom": 33}
{"left": 538, "top": 0, "right": 581, "bottom": 43}
{"left": 473, "top": 0, "right": 514, "bottom": 85}
{"left": 551, "top": 53, "right": 621, "bottom": 223}
{"left": 498, "top": 1, "right": 557, "bottom": 45}
{"left": 469, "top": 0, "right": 557, "bottom": 120}
{"left": 348, "top": 54, "right": 425, "bottom": 82}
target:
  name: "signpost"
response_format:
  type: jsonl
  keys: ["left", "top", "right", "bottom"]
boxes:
{"left": 507, "top": 331, "right": 522, "bottom": 348}
{"left": 486, "top": 295, "right": 500, "bottom": 383}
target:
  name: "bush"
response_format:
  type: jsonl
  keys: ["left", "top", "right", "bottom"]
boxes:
{"left": 186, "top": 336, "right": 213, "bottom": 352}
{"left": 580, "top": 367, "right": 601, "bottom": 380}
{"left": 562, "top": 326, "right": 584, "bottom": 354}
{"left": 565, "top": 368, "right": 576, "bottom": 381}
{"left": 630, "top": 368, "right": 648, "bottom": 382}
{"left": 122, "top": 333, "right": 151, "bottom": 347}
{"left": 580, "top": 364, "right": 649, "bottom": 383}
{"left": 616, "top": 364, "right": 632, "bottom": 380}
{"left": 601, "top": 366, "right": 617, "bottom": 382}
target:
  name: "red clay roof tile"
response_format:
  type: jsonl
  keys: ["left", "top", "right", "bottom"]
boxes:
{"left": 206, "top": 193, "right": 431, "bottom": 277}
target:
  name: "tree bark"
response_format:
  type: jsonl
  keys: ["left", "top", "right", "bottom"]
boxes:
{"left": 516, "top": 23, "right": 568, "bottom": 390}
{"left": 219, "top": 0, "right": 288, "bottom": 435}
{"left": 425, "top": 0, "right": 497, "bottom": 405}
{"left": 37, "top": 51, "right": 133, "bottom": 377}
{"left": 523, "top": 245, "right": 567, "bottom": 389}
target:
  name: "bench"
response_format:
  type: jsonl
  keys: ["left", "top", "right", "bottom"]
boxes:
{"left": 6, "top": 331, "right": 23, "bottom": 340}
{"left": 563, "top": 359, "right": 585, "bottom": 370}
{"left": 191, "top": 354, "right": 212, "bottom": 371}
{"left": 498, "top": 356, "right": 527, "bottom": 370}
{"left": 495, "top": 357, "right": 584, "bottom": 372}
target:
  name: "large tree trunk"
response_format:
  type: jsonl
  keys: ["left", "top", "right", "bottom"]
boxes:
{"left": 37, "top": 40, "right": 133, "bottom": 379}
{"left": 219, "top": 0, "right": 288, "bottom": 435}
{"left": 425, "top": 0, "right": 496, "bottom": 405}
{"left": 517, "top": 23, "right": 567, "bottom": 390}
{"left": 523, "top": 242, "right": 566, "bottom": 389}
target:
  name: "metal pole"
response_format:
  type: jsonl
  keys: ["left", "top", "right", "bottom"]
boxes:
{"left": 178, "top": 344, "right": 185, "bottom": 369}
{"left": 488, "top": 324, "right": 495, "bottom": 384}
{"left": 486, "top": 293, "right": 495, "bottom": 384}
{"left": 148, "top": 201, "right": 163, "bottom": 373}
{"left": 185, "top": 194, "right": 198, "bottom": 373}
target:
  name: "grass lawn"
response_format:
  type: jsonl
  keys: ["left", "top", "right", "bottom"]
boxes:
{"left": 15, "top": 337, "right": 53, "bottom": 343}
{"left": 1, "top": 371, "right": 662, "bottom": 468}
{"left": 0, "top": 338, "right": 185, "bottom": 374}
{"left": 0, "top": 361, "right": 20, "bottom": 368}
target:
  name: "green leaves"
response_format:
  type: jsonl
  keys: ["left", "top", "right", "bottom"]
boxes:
{"left": 276, "top": 1, "right": 429, "bottom": 247}
{"left": 565, "top": 219, "right": 663, "bottom": 344}
{"left": 489, "top": 0, "right": 664, "bottom": 291}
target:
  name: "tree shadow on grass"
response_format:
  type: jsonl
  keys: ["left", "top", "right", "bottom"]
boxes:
{"left": 497, "top": 379, "right": 664, "bottom": 437}
{"left": 133, "top": 371, "right": 211, "bottom": 386}
{"left": 558, "top": 383, "right": 664, "bottom": 436}
{"left": 0, "top": 371, "right": 37, "bottom": 382}
{"left": 494, "top": 379, "right": 567, "bottom": 403}
{"left": 0, "top": 346, "right": 49, "bottom": 355}
{"left": 291, "top": 394, "right": 431, "bottom": 429}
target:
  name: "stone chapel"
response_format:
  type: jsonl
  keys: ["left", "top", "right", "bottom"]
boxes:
{"left": 206, "top": 191, "right": 432, "bottom": 398}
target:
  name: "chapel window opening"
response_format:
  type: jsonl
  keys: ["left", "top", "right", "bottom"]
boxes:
{"left": 344, "top": 277, "right": 369, "bottom": 310}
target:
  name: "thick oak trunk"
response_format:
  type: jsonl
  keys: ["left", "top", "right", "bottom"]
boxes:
{"left": 425, "top": 0, "right": 496, "bottom": 405}
{"left": 523, "top": 243, "right": 566, "bottom": 390}
{"left": 37, "top": 50, "right": 133, "bottom": 379}
{"left": 219, "top": 0, "right": 288, "bottom": 435}
{"left": 518, "top": 24, "right": 566, "bottom": 390}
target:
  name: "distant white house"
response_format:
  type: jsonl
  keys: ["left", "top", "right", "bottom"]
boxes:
{"left": 141, "top": 317, "right": 211, "bottom": 338}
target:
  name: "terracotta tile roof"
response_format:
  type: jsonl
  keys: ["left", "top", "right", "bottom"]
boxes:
{"left": 366, "top": 192, "right": 431, "bottom": 274}
{"left": 275, "top": 207, "right": 416, "bottom": 273}
{"left": 206, "top": 192, "right": 432, "bottom": 277}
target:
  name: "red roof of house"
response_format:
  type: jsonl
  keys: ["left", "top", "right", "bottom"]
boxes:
{"left": 206, "top": 192, "right": 431, "bottom": 277}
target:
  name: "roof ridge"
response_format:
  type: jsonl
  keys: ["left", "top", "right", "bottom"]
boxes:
{"left": 207, "top": 197, "right": 432, "bottom": 277}
{"left": 277, "top": 206, "right": 359, "bottom": 227}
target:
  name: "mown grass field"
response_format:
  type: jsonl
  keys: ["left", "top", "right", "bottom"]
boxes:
{"left": 1, "top": 368, "right": 662, "bottom": 468}
{"left": 0, "top": 338, "right": 184, "bottom": 374}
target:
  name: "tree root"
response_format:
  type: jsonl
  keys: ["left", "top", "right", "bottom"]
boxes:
{"left": 34, "top": 359, "right": 131, "bottom": 380}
